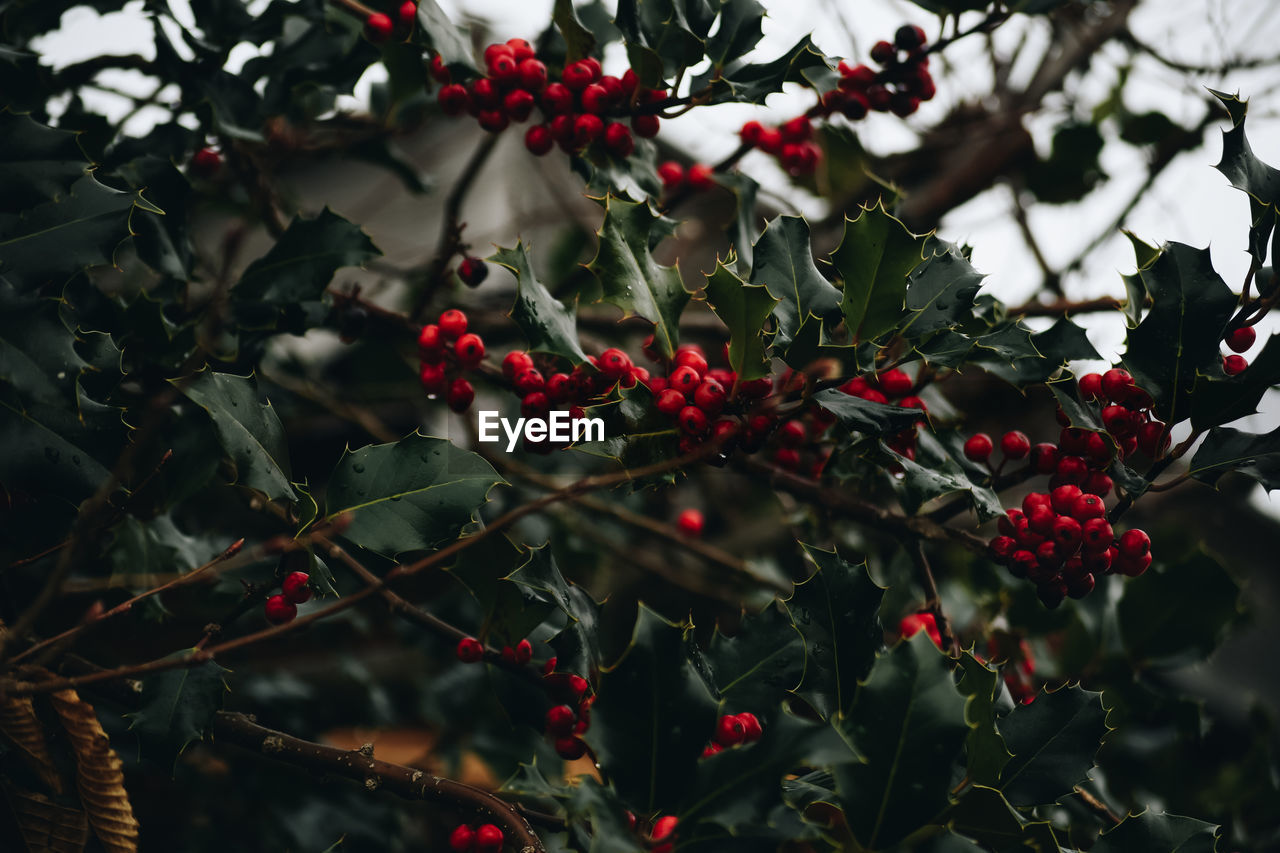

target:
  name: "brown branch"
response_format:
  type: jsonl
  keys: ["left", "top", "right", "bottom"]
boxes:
{"left": 210, "top": 711, "right": 546, "bottom": 852}
{"left": 1006, "top": 295, "right": 1123, "bottom": 317}
{"left": 908, "top": 540, "right": 959, "bottom": 657}
{"left": 1074, "top": 786, "right": 1122, "bottom": 825}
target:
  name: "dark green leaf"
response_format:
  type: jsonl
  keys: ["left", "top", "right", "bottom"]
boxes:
{"left": 833, "top": 203, "right": 925, "bottom": 345}
{"left": 836, "top": 634, "right": 970, "bottom": 849}
{"left": 1190, "top": 332, "right": 1280, "bottom": 429}
{"left": 552, "top": 0, "right": 596, "bottom": 62}
{"left": 812, "top": 388, "right": 926, "bottom": 436}
{"left": 0, "top": 112, "right": 90, "bottom": 213}
{"left": 720, "top": 171, "right": 760, "bottom": 271}
{"left": 752, "top": 215, "right": 841, "bottom": 356}
{"left": 1211, "top": 90, "right": 1280, "bottom": 206}
{"left": 415, "top": 0, "right": 477, "bottom": 74}
{"left": 889, "top": 432, "right": 1004, "bottom": 521}
{"left": 705, "top": 601, "right": 805, "bottom": 710}
{"left": 494, "top": 242, "right": 589, "bottom": 365}
{"left": 956, "top": 654, "right": 1010, "bottom": 785}
{"left": 703, "top": 0, "right": 765, "bottom": 65}
{"left": 565, "top": 778, "right": 645, "bottom": 853}
{"left": 786, "top": 544, "right": 884, "bottom": 718}
{"left": 1117, "top": 553, "right": 1239, "bottom": 667}
{"left": 1092, "top": 810, "right": 1220, "bottom": 853}
{"left": 234, "top": 208, "right": 380, "bottom": 304}
{"left": 126, "top": 657, "right": 229, "bottom": 769}
{"left": 1121, "top": 243, "right": 1236, "bottom": 425}
{"left": 947, "top": 786, "right": 1063, "bottom": 851}
{"left": 175, "top": 370, "right": 296, "bottom": 502}
{"left": 510, "top": 545, "right": 603, "bottom": 678}
{"left": 449, "top": 535, "right": 555, "bottom": 649}
{"left": 682, "top": 711, "right": 854, "bottom": 831}
{"left": 899, "top": 244, "right": 986, "bottom": 339}
{"left": 587, "top": 196, "right": 689, "bottom": 359}
{"left": 1188, "top": 424, "right": 1280, "bottom": 490}
{"left": 0, "top": 174, "right": 162, "bottom": 291}
{"left": 324, "top": 433, "right": 502, "bottom": 558}
{"left": 588, "top": 606, "right": 719, "bottom": 812}
{"left": 702, "top": 36, "right": 834, "bottom": 104}
{"left": 997, "top": 685, "right": 1109, "bottom": 807}
{"left": 701, "top": 260, "right": 776, "bottom": 381}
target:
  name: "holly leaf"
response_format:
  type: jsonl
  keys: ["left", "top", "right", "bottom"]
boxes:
{"left": 493, "top": 242, "right": 589, "bottom": 365}
{"left": 681, "top": 711, "right": 855, "bottom": 832}
{"left": 703, "top": 0, "right": 765, "bottom": 65}
{"left": 947, "top": 786, "right": 1064, "bottom": 851}
{"left": 324, "top": 433, "right": 503, "bottom": 558}
{"left": 1188, "top": 425, "right": 1280, "bottom": 490}
{"left": 898, "top": 244, "right": 986, "bottom": 340}
{"left": 705, "top": 600, "right": 805, "bottom": 711}
{"left": 0, "top": 112, "right": 91, "bottom": 213}
{"left": 835, "top": 634, "right": 970, "bottom": 850}
{"left": 752, "top": 215, "right": 841, "bottom": 357}
{"left": 812, "top": 388, "right": 926, "bottom": 436}
{"left": 234, "top": 208, "right": 380, "bottom": 305}
{"left": 126, "top": 657, "right": 229, "bottom": 770}
{"left": 1092, "top": 810, "right": 1220, "bottom": 853}
{"left": 701, "top": 259, "right": 777, "bottom": 381}
{"left": 1211, "top": 90, "right": 1280, "bottom": 206}
{"left": 833, "top": 203, "right": 926, "bottom": 345}
{"left": 1117, "top": 553, "right": 1240, "bottom": 667}
{"left": 1121, "top": 243, "right": 1236, "bottom": 425}
{"left": 889, "top": 431, "right": 1004, "bottom": 521}
{"left": 510, "top": 545, "right": 603, "bottom": 678}
{"left": 0, "top": 174, "right": 162, "bottom": 291}
{"left": 587, "top": 195, "right": 689, "bottom": 359}
{"left": 1190, "top": 332, "right": 1280, "bottom": 429}
{"left": 996, "top": 685, "right": 1109, "bottom": 807}
{"left": 588, "top": 606, "right": 719, "bottom": 812}
{"left": 552, "top": 0, "right": 596, "bottom": 62}
{"left": 415, "top": 0, "right": 477, "bottom": 74}
{"left": 956, "top": 653, "right": 1011, "bottom": 785}
{"left": 565, "top": 778, "right": 645, "bottom": 853}
{"left": 175, "top": 370, "right": 296, "bottom": 502}
{"left": 785, "top": 544, "right": 884, "bottom": 718}
{"left": 449, "top": 536, "right": 554, "bottom": 649}
{"left": 701, "top": 36, "right": 834, "bottom": 104}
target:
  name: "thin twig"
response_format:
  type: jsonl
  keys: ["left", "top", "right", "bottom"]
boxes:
{"left": 908, "top": 540, "right": 959, "bottom": 657}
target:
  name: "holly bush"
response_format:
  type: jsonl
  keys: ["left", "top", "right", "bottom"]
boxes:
{"left": 1, "top": 0, "right": 1278, "bottom": 851}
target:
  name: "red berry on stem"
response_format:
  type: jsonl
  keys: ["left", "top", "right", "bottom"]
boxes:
{"left": 474, "top": 824, "right": 504, "bottom": 853}
{"left": 504, "top": 88, "right": 535, "bottom": 121}
{"left": 631, "top": 113, "right": 660, "bottom": 138}
{"left": 879, "top": 368, "right": 913, "bottom": 397}
{"left": 687, "top": 163, "right": 715, "bottom": 191}
{"left": 264, "top": 594, "right": 296, "bottom": 624}
{"left": 447, "top": 378, "right": 474, "bottom": 412}
{"left": 1226, "top": 325, "right": 1256, "bottom": 352}
{"left": 457, "top": 257, "right": 488, "bottom": 286}
{"left": 1117, "top": 528, "right": 1150, "bottom": 559}
{"left": 1223, "top": 354, "right": 1248, "bottom": 375}
{"left": 418, "top": 324, "right": 445, "bottom": 360}
{"left": 448, "top": 825, "right": 475, "bottom": 852}
{"left": 365, "top": 13, "right": 393, "bottom": 42}
{"left": 677, "top": 508, "right": 704, "bottom": 537}
{"left": 1001, "top": 430, "right": 1030, "bottom": 460}
{"left": 1100, "top": 368, "right": 1134, "bottom": 401}
{"left": 455, "top": 333, "right": 485, "bottom": 368}
{"left": 281, "top": 571, "right": 311, "bottom": 604}
{"left": 1081, "top": 517, "right": 1113, "bottom": 552}
{"left": 546, "top": 705, "right": 577, "bottom": 736}
{"left": 714, "top": 714, "right": 746, "bottom": 746}
{"left": 1072, "top": 493, "right": 1106, "bottom": 522}
{"left": 438, "top": 309, "right": 467, "bottom": 339}
{"left": 679, "top": 405, "right": 709, "bottom": 435}
{"left": 1079, "top": 372, "right": 1103, "bottom": 401}
{"left": 456, "top": 637, "right": 484, "bottom": 663}
{"left": 963, "top": 433, "right": 994, "bottom": 463}
{"left": 503, "top": 351, "right": 534, "bottom": 379}
{"left": 562, "top": 60, "right": 595, "bottom": 90}
{"left": 515, "top": 638, "right": 533, "bottom": 663}
{"left": 604, "top": 122, "right": 634, "bottom": 157}
{"left": 541, "top": 82, "right": 574, "bottom": 114}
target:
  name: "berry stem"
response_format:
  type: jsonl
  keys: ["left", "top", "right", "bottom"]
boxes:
{"left": 907, "top": 540, "right": 959, "bottom": 657}
{"left": 328, "top": 0, "right": 380, "bottom": 20}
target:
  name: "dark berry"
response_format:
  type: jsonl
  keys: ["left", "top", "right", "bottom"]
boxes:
{"left": 446, "top": 378, "right": 474, "bottom": 412}
{"left": 895, "top": 24, "right": 927, "bottom": 50}
{"left": 870, "top": 40, "right": 897, "bottom": 64}
{"left": 1226, "top": 325, "right": 1256, "bottom": 352}
{"left": 457, "top": 257, "right": 488, "bottom": 286}
{"left": 1223, "top": 354, "right": 1248, "bottom": 375}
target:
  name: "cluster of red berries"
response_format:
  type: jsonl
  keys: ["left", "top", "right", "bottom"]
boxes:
{"left": 1222, "top": 324, "right": 1256, "bottom": 375}
{"left": 264, "top": 571, "right": 312, "bottom": 624}
{"left": 655, "top": 160, "right": 717, "bottom": 194}
{"left": 418, "top": 309, "right": 485, "bottom": 413}
{"left": 447, "top": 823, "right": 503, "bottom": 853}
{"left": 434, "top": 39, "right": 663, "bottom": 159}
{"left": 971, "top": 368, "right": 1160, "bottom": 607}
{"left": 362, "top": 2, "right": 417, "bottom": 43}
{"left": 838, "top": 367, "right": 928, "bottom": 460}
{"left": 540, "top": 656, "right": 594, "bottom": 760}
{"left": 831, "top": 25, "right": 936, "bottom": 119}
{"left": 701, "top": 712, "right": 763, "bottom": 757}
{"left": 454, "top": 636, "right": 533, "bottom": 665}
{"left": 738, "top": 116, "right": 822, "bottom": 177}
{"left": 898, "top": 611, "right": 942, "bottom": 647}
{"left": 498, "top": 348, "right": 635, "bottom": 452}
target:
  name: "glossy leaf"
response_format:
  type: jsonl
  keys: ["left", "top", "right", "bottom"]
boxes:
{"left": 752, "top": 215, "right": 841, "bottom": 356}
{"left": 510, "top": 545, "right": 603, "bottom": 677}
{"left": 415, "top": 0, "right": 477, "bottom": 74}
{"left": 891, "top": 431, "right": 1004, "bottom": 521}
{"left": 702, "top": 36, "right": 834, "bottom": 104}
{"left": 1190, "top": 332, "right": 1280, "bottom": 429}
{"left": 234, "top": 208, "right": 380, "bottom": 304}
{"left": 812, "top": 388, "right": 927, "bottom": 436}
{"left": 701, "top": 259, "right": 777, "bottom": 381}
{"left": 947, "top": 785, "right": 1063, "bottom": 851}
{"left": 1188, "top": 424, "right": 1280, "bottom": 490}
{"left": 899, "top": 244, "right": 986, "bottom": 339}
{"left": 494, "top": 242, "right": 589, "bottom": 365}
{"left": 1211, "top": 90, "right": 1280, "bottom": 206}
{"left": 836, "top": 634, "right": 970, "bottom": 850}
{"left": 957, "top": 653, "right": 1011, "bottom": 786}
{"left": 705, "top": 600, "right": 805, "bottom": 710}
{"left": 1092, "top": 810, "right": 1220, "bottom": 853}
{"left": 833, "top": 203, "right": 925, "bottom": 344}
{"left": 1117, "top": 554, "right": 1240, "bottom": 667}
{"left": 126, "top": 658, "right": 229, "bottom": 768}
{"left": 587, "top": 196, "right": 689, "bottom": 359}
{"left": 997, "top": 685, "right": 1109, "bottom": 807}
{"left": 552, "top": 0, "right": 596, "bottom": 62}
{"left": 175, "top": 370, "right": 296, "bottom": 502}
{"left": 324, "top": 433, "right": 503, "bottom": 558}
{"left": 0, "top": 111, "right": 89, "bottom": 213}
{"left": 565, "top": 778, "right": 645, "bottom": 853}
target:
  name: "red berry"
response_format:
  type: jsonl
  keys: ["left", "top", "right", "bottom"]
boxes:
{"left": 889, "top": 92, "right": 920, "bottom": 117}
{"left": 555, "top": 736, "right": 587, "bottom": 760}
{"left": 679, "top": 405, "right": 709, "bottom": 435}
{"left": 1226, "top": 325, "right": 1256, "bottom": 352}
{"left": 1023, "top": 492, "right": 1052, "bottom": 514}
{"left": 477, "top": 110, "right": 508, "bottom": 133}
{"left": 562, "top": 60, "right": 595, "bottom": 90}
{"left": 418, "top": 324, "right": 445, "bottom": 361}
{"left": 1038, "top": 580, "right": 1068, "bottom": 609}
{"left": 506, "top": 38, "right": 535, "bottom": 62}
{"left": 1082, "top": 471, "right": 1113, "bottom": 497}
{"left": 673, "top": 347, "right": 708, "bottom": 375}
{"left": 604, "top": 122, "right": 634, "bottom": 157}
{"left": 1101, "top": 405, "right": 1132, "bottom": 435}
{"left": 1030, "top": 443, "right": 1059, "bottom": 474}
{"left": 365, "top": 12, "right": 393, "bottom": 42}
{"left": 191, "top": 146, "right": 221, "bottom": 175}
{"left": 1223, "top": 354, "right": 1248, "bottom": 375}
{"left": 655, "top": 388, "right": 687, "bottom": 416}
{"left": 483, "top": 44, "right": 513, "bottom": 67}
{"left": 631, "top": 113, "right": 660, "bottom": 138}
{"left": 438, "top": 309, "right": 467, "bottom": 339}
{"left": 514, "top": 638, "right": 533, "bottom": 663}
{"left": 474, "top": 824, "right": 504, "bottom": 853}
{"left": 870, "top": 40, "right": 896, "bottom": 64}
{"left": 455, "top": 333, "right": 485, "bottom": 367}
{"left": 448, "top": 825, "right": 475, "bottom": 852}
{"left": 546, "top": 704, "right": 576, "bottom": 736}
{"left": 687, "top": 163, "right": 715, "bottom": 191}
{"left": 657, "top": 160, "right": 684, "bottom": 188}
{"left": 1072, "top": 493, "right": 1106, "bottom": 522}
{"left": 879, "top": 368, "right": 913, "bottom": 397}
{"left": 430, "top": 53, "right": 450, "bottom": 83}
{"left": 521, "top": 392, "right": 549, "bottom": 417}
{"left": 963, "top": 433, "right": 994, "bottom": 463}
{"left": 1066, "top": 572, "right": 1095, "bottom": 599}
{"left": 281, "top": 571, "right": 311, "bottom": 604}
{"left": 714, "top": 714, "right": 746, "bottom": 746}
{"left": 740, "top": 120, "right": 766, "bottom": 146}
{"left": 1136, "top": 421, "right": 1169, "bottom": 457}
{"left": 447, "top": 378, "right": 474, "bottom": 412}
{"left": 504, "top": 88, "right": 535, "bottom": 121}
{"left": 668, "top": 365, "right": 701, "bottom": 394}
{"left": 489, "top": 53, "right": 518, "bottom": 84}
{"left": 1117, "top": 528, "right": 1150, "bottom": 559}
{"left": 1009, "top": 550, "right": 1038, "bottom": 579}
{"left": 677, "top": 508, "right": 704, "bottom": 537}
{"left": 567, "top": 674, "right": 589, "bottom": 700}
{"left": 513, "top": 368, "right": 545, "bottom": 395}
{"left": 572, "top": 113, "right": 604, "bottom": 146}
{"left": 541, "top": 82, "right": 574, "bottom": 114}
{"left": 419, "top": 362, "right": 447, "bottom": 394}
{"left": 456, "top": 637, "right": 484, "bottom": 663}
{"left": 1080, "top": 517, "right": 1113, "bottom": 552}
{"left": 264, "top": 594, "right": 296, "bottom": 624}
{"left": 1079, "top": 372, "right": 1103, "bottom": 401}
{"left": 525, "top": 124, "right": 554, "bottom": 155}
{"left": 1054, "top": 455, "right": 1089, "bottom": 485}
{"left": 598, "top": 347, "right": 632, "bottom": 378}
{"left": 693, "top": 379, "right": 727, "bottom": 415}
{"left": 736, "top": 712, "right": 763, "bottom": 742}
{"left": 895, "top": 24, "right": 927, "bottom": 49}
{"left": 1100, "top": 368, "right": 1134, "bottom": 401}
{"left": 652, "top": 816, "right": 678, "bottom": 843}
{"left": 1000, "top": 430, "right": 1030, "bottom": 460}
{"left": 502, "top": 351, "right": 534, "bottom": 379}
{"left": 1116, "top": 551, "right": 1152, "bottom": 577}
{"left": 517, "top": 57, "right": 548, "bottom": 90}
{"left": 1051, "top": 516, "right": 1082, "bottom": 549}
{"left": 780, "top": 115, "right": 812, "bottom": 142}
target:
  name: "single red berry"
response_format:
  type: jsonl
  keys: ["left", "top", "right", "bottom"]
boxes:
{"left": 456, "top": 637, "right": 484, "bottom": 663}
{"left": 686, "top": 163, "right": 715, "bottom": 191}
{"left": 364, "top": 12, "right": 393, "bottom": 42}
{"left": 438, "top": 309, "right": 467, "bottom": 339}
{"left": 652, "top": 815, "right": 678, "bottom": 843}
{"left": 603, "top": 122, "right": 635, "bottom": 157}
{"left": 447, "top": 378, "right": 474, "bottom": 412}
{"left": 1080, "top": 517, "right": 1114, "bottom": 552}
{"left": 513, "top": 368, "right": 545, "bottom": 395}
{"left": 1072, "top": 493, "right": 1106, "bottom": 522}
{"left": 668, "top": 365, "right": 700, "bottom": 394}
{"left": 503, "top": 351, "right": 534, "bottom": 379}
{"left": 572, "top": 113, "right": 604, "bottom": 146}
{"left": 1100, "top": 368, "right": 1134, "bottom": 401}
{"left": 1001, "top": 430, "right": 1030, "bottom": 460}
{"left": 1082, "top": 472, "right": 1113, "bottom": 497}
{"left": 546, "top": 705, "right": 577, "bottom": 736}
{"left": 1027, "top": 505, "right": 1057, "bottom": 536}
{"left": 1083, "top": 431, "right": 1113, "bottom": 466}
{"left": 469, "top": 77, "right": 499, "bottom": 108}
{"left": 455, "top": 333, "right": 485, "bottom": 368}
{"left": 989, "top": 535, "right": 1017, "bottom": 563}
{"left": 483, "top": 43, "right": 513, "bottom": 66}
{"left": 281, "top": 571, "right": 311, "bottom": 604}
{"left": 561, "top": 59, "right": 595, "bottom": 90}
{"left": 1066, "top": 572, "right": 1096, "bottom": 599}
{"left": 1023, "top": 492, "right": 1052, "bottom": 514}
{"left": 541, "top": 82, "right": 574, "bottom": 114}
{"left": 477, "top": 109, "right": 509, "bottom": 133}
{"left": 1009, "top": 550, "right": 1038, "bottom": 579}
{"left": 598, "top": 347, "right": 632, "bottom": 379}
{"left": 516, "top": 58, "right": 548, "bottom": 92}
{"left": 1079, "top": 372, "right": 1103, "bottom": 401}
{"left": 673, "top": 347, "right": 708, "bottom": 375}
{"left": 504, "top": 88, "right": 535, "bottom": 121}
{"left": 1030, "top": 443, "right": 1059, "bottom": 474}
{"left": 879, "top": 368, "right": 913, "bottom": 397}
{"left": 693, "top": 379, "right": 726, "bottom": 415}
{"left": 419, "top": 363, "right": 447, "bottom": 395}
{"left": 889, "top": 92, "right": 920, "bottom": 117}
{"left": 963, "top": 433, "right": 994, "bottom": 463}
{"left": 655, "top": 388, "right": 687, "bottom": 416}
{"left": 448, "top": 825, "right": 475, "bottom": 852}
{"left": 430, "top": 53, "right": 450, "bottom": 83}
{"left": 1082, "top": 547, "right": 1112, "bottom": 574}
{"left": 1136, "top": 420, "right": 1169, "bottom": 457}
{"left": 1053, "top": 455, "right": 1089, "bottom": 485}
{"left": 1059, "top": 427, "right": 1089, "bottom": 455}
{"left": 657, "top": 160, "right": 684, "bottom": 189}
{"left": 736, "top": 712, "right": 763, "bottom": 742}
{"left": 1116, "top": 551, "right": 1153, "bottom": 577}
{"left": 714, "top": 714, "right": 746, "bottom": 747}
{"left": 1038, "top": 580, "right": 1068, "bottom": 609}
{"left": 525, "top": 124, "right": 554, "bottom": 155}
{"left": 555, "top": 736, "right": 586, "bottom": 760}
{"left": 900, "top": 612, "right": 942, "bottom": 647}
{"left": 679, "top": 405, "right": 709, "bottom": 435}
{"left": 739, "top": 120, "right": 766, "bottom": 146}
{"left": 566, "top": 674, "right": 589, "bottom": 700}
{"left": 264, "top": 594, "right": 297, "bottom": 624}
{"left": 779, "top": 115, "right": 812, "bottom": 142}
{"left": 1117, "top": 528, "right": 1151, "bottom": 559}
{"left": 677, "top": 508, "right": 704, "bottom": 537}
{"left": 631, "top": 113, "right": 660, "bottom": 138}
{"left": 457, "top": 257, "right": 488, "bottom": 286}
{"left": 895, "top": 24, "right": 927, "bottom": 50}
{"left": 191, "top": 146, "right": 221, "bottom": 176}
{"left": 418, "top": 324, "right": 445, "bottom": 361}
{"left": 870, "top": 40, "right": 896, "bottom": 64}
{"left": 1223, "top": 354, "right": 1248, "bottom": 375}
{"left": 1051, "top": 516, "right": 1082, "bottom": 549}
{"left": 1226, "top": 325, "right": 1256, "bottom": 352}
{"left": 489, "top": 53, "right": 518, "bottom": 84}
{"left": 506, "top": 37, "right": 535, "bottom": 61}
{"left": 474, "top": 824, "right": 504, "bottom": 853}
{"left": 521, "top": 391, "right": 550, "bottom": 417}
{"left": 514, "top": 638, "right": 533, "bottom": 663}
{"left": 1101, "top": 405, "right": 1132, "bottom": 435}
